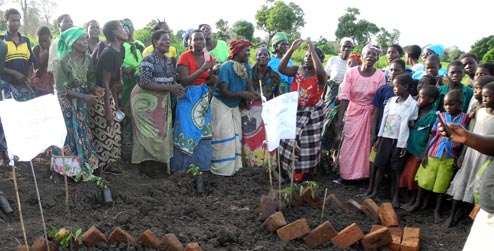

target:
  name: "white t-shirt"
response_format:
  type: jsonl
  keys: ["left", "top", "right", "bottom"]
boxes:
{"left": 378, "top": 95, "right": 418, "bottom": 148}
{"left": 324, "top": 55, "right": 347, "bottom": 84}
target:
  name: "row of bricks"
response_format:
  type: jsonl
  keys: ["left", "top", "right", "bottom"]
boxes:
{"left": 264, "top": 211, "right": 420, "bottom": 250}
{"left": 17, "top": 226, "right": 202, "bottom": 251}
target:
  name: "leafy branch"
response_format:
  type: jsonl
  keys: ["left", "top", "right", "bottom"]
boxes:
{"left": 187, "top": 164, "right": 201, "bottom": 177}
{"left": 75, "top": 163, "right": 108, "bottom": 189}
{"left": 48, "top": 227, "right": 83, "bottom": 248}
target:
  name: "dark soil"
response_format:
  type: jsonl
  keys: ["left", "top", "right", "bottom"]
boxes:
{"left": 0, "top": 153, "right": 470, "bottom": 250}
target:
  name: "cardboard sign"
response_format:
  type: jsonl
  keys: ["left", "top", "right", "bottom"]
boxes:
{"left": 261, "top": 91, "right": 298, "bottom": 151}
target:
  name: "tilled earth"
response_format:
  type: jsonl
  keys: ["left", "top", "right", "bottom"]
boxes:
{"left": 0, "top": 154, "right": 470, "bottom": 250}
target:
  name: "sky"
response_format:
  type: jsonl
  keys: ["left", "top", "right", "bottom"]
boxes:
{"left": 3, "top": 0, "right": 491, "bottom": 52}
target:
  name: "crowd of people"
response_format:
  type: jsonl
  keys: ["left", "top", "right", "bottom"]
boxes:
{"left": 0, "top": 8, "right": 493, "bottom": 249}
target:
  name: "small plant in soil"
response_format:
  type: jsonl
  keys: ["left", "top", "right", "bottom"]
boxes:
{"left": 187, "top": 164, "right": 204, "bottom": 193}
{"left": 48, "top": 226, "right": 83, "bottom": 249}
{"left": 302, "top": 181, "right": 318, "bottom": 199}
{"left": 75, "top": 163, "right": 112, "bottom": 204}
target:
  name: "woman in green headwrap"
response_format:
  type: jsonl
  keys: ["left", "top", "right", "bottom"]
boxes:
{"left": 268, "top": 32, "right": 295, "bottom": 94}
{"left": 52, "top": 27, "right": 101, "bottom": 176}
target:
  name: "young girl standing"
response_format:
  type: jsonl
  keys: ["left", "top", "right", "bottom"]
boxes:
{"left": 446, "top": 83, "right": 494, "bottom": 227}
{"left": 400, "top": 85, "right": 439, "bottom": 209}
{"left": 409, "top": 90, "right": 470, "bottom": 224}
{"left": 366, "top": 74, "right": 418, "bottom": 208}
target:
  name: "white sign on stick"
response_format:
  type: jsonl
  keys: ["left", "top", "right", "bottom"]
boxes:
{"left": 0, "top": 94, "right": 67, "bottom": 164}
{"left": 261, "top": 91, "right": 298, "bottom": 151}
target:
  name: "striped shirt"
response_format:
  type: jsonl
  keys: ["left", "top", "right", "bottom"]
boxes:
{"left": 427, "top": 112, "right": 469, "bottom": 158}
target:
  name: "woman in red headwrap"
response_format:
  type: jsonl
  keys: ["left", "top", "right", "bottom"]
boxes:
{"left": 210, "top": 39, "right": 258, "bottom": 176}
{"left": 277, "top": 39, "right": 327, "bottom": 182}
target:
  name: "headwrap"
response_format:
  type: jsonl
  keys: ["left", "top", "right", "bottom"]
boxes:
{"left": 120, "top": 19, "right": 134, "bottom": 34}
{"left": 228, "top": 39, "right": 253, "bottom": 60}
{"left": 270, "top": 32, "right": 288, "bottom": 53}
{"left": 425, "top": 44, "right": 444, "bottom": 57}
{"left": 314, "top": 47, "right": 325, "bottom": 61}
{"left": 57, "top": 27, "right": 86, "bottom": 58}
{"left": 255, "top": 47, "right": 270, "bottom": 57}
{"left": 362, "top": 44, "right": 382, "bottom": 58}
{"left": 348, "top": 54, "right": 362, "bottom": 65}
{"left": 182, "top": 28, "right": 194, "bottom": 47}
{"left": 340, "top": 37, "right": 354, "bottom": 46}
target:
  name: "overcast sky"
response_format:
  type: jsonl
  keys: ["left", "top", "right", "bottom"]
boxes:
{"left": 3, "top": 0, "right": 490, "bottom": 51}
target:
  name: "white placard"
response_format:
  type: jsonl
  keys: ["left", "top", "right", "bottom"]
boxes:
{"left": 0, "top": 94, "right": 67, "bottom": 164}
{"left": 261, "top": 91, "right": 298, "bottom": 151}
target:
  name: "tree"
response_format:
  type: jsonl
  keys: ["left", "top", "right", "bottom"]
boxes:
{"left": 215, "top": 19, "right": 230, "bottom": 41}
{"left": 255, "top": 0, "right": 305, "bottom": 45}
{"left": 376, "top": 28, "right": 400, "bottom": 54}
{"left": 231, "top": 20, "right": 254, "bottom": 41}
{"left": 36, "top": 0, "right": 56, "bottom": 26}
{"left": 470, "top": 35, "right": 494, "bottom": 63}
{"left": 335, "top": 8, "right": 379, "bottom": 46}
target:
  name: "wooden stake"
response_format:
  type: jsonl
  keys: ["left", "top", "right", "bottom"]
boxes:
{"left": 277, "top": 151, "right": 282, "bottom": 211}
{"left": 266, "top": 146, "right": 273, "bottom": 189}
{"left": 60, "top": 149, "right": 70, "bottom": 219}
{"left": 258, "top": 80, "right": 264, "bottom": 103}
{"left": 321, "top": 188, "right": 328, "bottom": 219}
{"left": 11, "top": 160, "right": 29, "bottom": 249}
{"left": 29, "top": 161, "right": 50, "bottom": 251}
{"left": 289, "top": 144, "right": 296, "bottom": 206}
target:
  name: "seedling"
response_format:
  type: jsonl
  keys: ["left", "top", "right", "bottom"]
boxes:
{"left": 75, "top": 163, "right": 108, "bottom": 190}
{"left": 187, "top": 164, "right": 201, "bottom": 177}
{"left": 303, "top": 181, "right": 318, "bottom": 199}
{"left": 48, "top": 227, "right": 83, "bottom": 249}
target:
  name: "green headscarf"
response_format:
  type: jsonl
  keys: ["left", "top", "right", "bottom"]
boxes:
{"left": 57, "top": 27, "right": 86, "bottom": 58}
{"left": 270, "top": 32, "right": 288, "bottom": 53}
{"left": 120, "top": 19, "right": 134, "bottom": 34}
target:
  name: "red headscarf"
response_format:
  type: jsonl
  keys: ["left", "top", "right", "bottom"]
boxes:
{"left": 348, "top": 54, "right": 362, "bottom": 65}
{"left": 228, "top": 39, "right": 254, "bottom": 60}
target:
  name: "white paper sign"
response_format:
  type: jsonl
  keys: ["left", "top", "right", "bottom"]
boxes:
{"left": 0, "top": 94, "right": 67, "bottom": 164}
{"left": 261, "top": 91, "right": 298, "bottom": 151}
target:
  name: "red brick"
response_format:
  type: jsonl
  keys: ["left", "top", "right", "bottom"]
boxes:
{"left": 30, "top": 236, "right": 57, "bottom": 251}
{"left": 361, "top": 226, "right": 392, "bottom": 250}
{"left": 290, "top": 191, "right": 304, "bottom": 207}
{"left": 346, "top": 199, "right": 362, "bottom": 213}
{"left": 470, "top": 205, "right": 481, "bottom": 220}
{"left": 16, "top": 245, "right": 29, "bottom": 251}
{"left": 303, "top": 221, "right": 338, "bottom": 247}
{"left": 276, "top": 218, "right": 311, "bottom": 241}
{"left": 257, "top": 196, "right": 277, "bottom": 221}
{"left": 108, "top": 226, "right": 135, "bottom": 243}
{"left": 263, "top": 211, "right": 287, "bottom": 232}
{"left": 361, "top": 198, "right": 380, "bottom": 221}
{"left": 138, "top": 229, "right": 160, "bottom": 249}
{"left": 400, "top": 227, "right": 420, "bottom": 251}
{"left": 82, "top": 226, "right": 107, "bottom": 247}
{"left": 301, "top": 187, "right": 323, "bottom": 207}
{"left": 388, "top": 227, "right": 403, "bottom": 251}
{"left": 331, "top": 223, "right": 364, "bottom": 249}
{"left": 326, "top": 193, "right": 348, "bottom": 213}
{"left": 185, "top": 242, "right": 203, "bottom": 251}
{"left": 160, "top": 233, "right": 184, "bottom": 251}
{"left": 369, "top": 224, "right": 386, "bottom": 232}
{"left": 378, "top": 202, "right": 399, "bottom": 227}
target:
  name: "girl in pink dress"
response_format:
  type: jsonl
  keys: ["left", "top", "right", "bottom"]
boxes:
{"left": 334, "top": 44, "right": 386, "bottom": 183}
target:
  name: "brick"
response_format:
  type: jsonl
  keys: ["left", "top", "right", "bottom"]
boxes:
{"left": 361, "top": 198, "right": 380, "bottom": 221}
{"left": 301, "top": 187, "right": 323, "bottom": 207}
{"left": 16, "top": 245, "right": 29, "bottom": 251}
{"left": 276, "top": 218, "right": 311, "bottom": 241}
{"left": 108, "top": 226, "right": 135, "bottom": 244}
{"left": 369, "top": 225, "right": 386, "bottom": 232}
{"left": 185, "top": 242, "right": 203, "bottom": 251}
{"left": 82, "top": 226, "right": 107, "bottom": 246}
{"left": 331, "top": 223, "right": 364, "bottom": 249}
{"left": 257, "top": 196, "right": 277, "bottom": 221}
{"left": 361, "top": 226, "right": 392, "bottom": 250}
{"left": 470, "top": 205, "right": 481, "bottom": 220}
{"left": 30, "top": 236, "right": 57, "bottom": 251}
{"left": 400, "top": 227, "right": 420, "bottom": 251}
{"left": 326, "top": 193, "right": 348, "bottom": 213}
{"left": 290, "top": 191, "right": 304, "bottom": 207}
{"left": 138, "top": 229, "right": 160, "bottom": 249}
{"left": 264, "top": 211, "right": 287, "bottom": 232}
{"left": 346, "top": 199, "right": 362, "bottom": 213}
{"left": 303, "top": 221, "right": 338, "bottom": 247}
{"left": 160, "top": 233, "right": 184, "bottom": 251}
{"left": 388, "top": 227, "right": 403, "bottom": 251}
{"left": 378, "top": 202, "right": 399, "bottom": 227}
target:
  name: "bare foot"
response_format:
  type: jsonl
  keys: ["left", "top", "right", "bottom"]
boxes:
{"left": 434, "top": 211, "right": 443, "bottom": 224}
{"left": 406, "top": 201, "right": 421, "bottom": 212}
